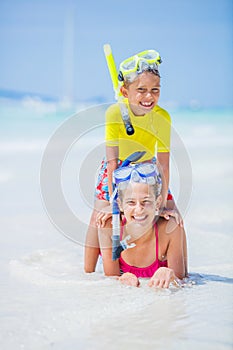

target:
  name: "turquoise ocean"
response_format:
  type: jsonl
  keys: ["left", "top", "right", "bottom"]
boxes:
{"left": 0, "top": 98, "right": 232, "bottom": 349}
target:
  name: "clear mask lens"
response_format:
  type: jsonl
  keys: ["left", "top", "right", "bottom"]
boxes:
{"left": 119, "top": 50, "right": 161, "bottom": 81}
{"left": 113, "top": 163, "right": 160, "bottom": 185}
{"left": 137, "top": 50, "right": 160, "bottom": 63}
{"left": 121, "top": 58, "right": 137, "bottom": 71}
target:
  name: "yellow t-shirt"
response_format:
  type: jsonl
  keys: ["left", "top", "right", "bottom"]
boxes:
{"left": 105, "top": 102, "right": 171, "bottom": 162}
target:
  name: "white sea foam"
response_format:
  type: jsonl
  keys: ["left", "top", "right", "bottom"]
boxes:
{"left": 1, "top": 105, "right": 233, "bottom": 350}
{"left": 6, "top": 245, "right": 232, "bottom": 350}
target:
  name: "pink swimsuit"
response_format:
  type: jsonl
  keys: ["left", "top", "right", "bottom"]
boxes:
{"left": 119, "top": 222, "right": 168, "bottom": 278}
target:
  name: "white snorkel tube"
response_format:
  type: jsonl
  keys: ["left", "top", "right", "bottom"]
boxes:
{"left": 111, "top": 151, "right": 146, "bottom": 261}
{"left": 103, "top": 44, "right": 134, "bottom": 136}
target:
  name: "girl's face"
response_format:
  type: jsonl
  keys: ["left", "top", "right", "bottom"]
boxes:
{"left": 121, "top": 72, "right": 160, "bottom": 116}
{"left": 119, "top": 183, "right": 160, "bottom": 238}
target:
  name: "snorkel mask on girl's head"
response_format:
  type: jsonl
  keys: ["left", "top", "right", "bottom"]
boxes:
{"left": 113, "top": 162, "right": 162, "bottom": 198}
{"left": 118, "top": 49, "right": 162, "bottom": 83}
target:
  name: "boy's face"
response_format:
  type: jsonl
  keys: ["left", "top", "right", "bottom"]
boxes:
{"left": 121, "top": 72, "right": 160, "bottom": 116}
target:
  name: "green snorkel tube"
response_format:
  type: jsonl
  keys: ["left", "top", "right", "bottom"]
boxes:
{"left": 103, "top": 44, "right": 134, "bottom": 136}
{"left": 111, "top": 151, "right": 146, "bottom": 261}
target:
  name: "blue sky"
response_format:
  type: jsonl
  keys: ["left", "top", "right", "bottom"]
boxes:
{"left": 0, "top": 0, "right": 232, "bottom": 107}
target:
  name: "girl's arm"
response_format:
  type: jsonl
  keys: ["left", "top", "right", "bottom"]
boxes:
{"left": 98, "top": 218, "right": 121, "bottom": 276}
{"left": 98, "top": 220, "right": 139, "bottom": 286}
{"left": 148, "top": 219, "right": 187, "bottom": 288}
{"left": 166, "top": 221, "right": 187, "bottom": 279}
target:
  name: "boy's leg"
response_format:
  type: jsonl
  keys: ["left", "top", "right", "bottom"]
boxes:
{"left": 183, "top": 228, "right": 188, "bottom": 276}
{"left": 84, "top": 199, "right": 109, "bottom": 273}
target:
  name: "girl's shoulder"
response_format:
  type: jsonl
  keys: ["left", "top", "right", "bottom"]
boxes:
{"left": 158, "top": 218, "right": 184, "bottom": 243}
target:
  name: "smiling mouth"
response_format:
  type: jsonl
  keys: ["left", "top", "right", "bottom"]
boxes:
{"left": 140, "top": 101, "right": 154, "bottom": 108}
{"left": 133, "top": 215, "right": 147, "bottom": 222}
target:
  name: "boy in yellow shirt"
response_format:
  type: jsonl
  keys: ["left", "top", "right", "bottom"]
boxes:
{"left": 84, "top": 49, "right": 181, "bottom": 272}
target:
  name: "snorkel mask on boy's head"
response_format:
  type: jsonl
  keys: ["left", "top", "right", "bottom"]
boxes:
{"left": 118, "top": 49, "right": 162, "bottom": 83}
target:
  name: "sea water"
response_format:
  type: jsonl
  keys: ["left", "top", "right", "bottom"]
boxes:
{"left": 0, "top": 99, "right": 232, "bottom": 350}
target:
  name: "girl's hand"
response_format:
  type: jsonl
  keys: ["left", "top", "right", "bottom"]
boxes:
{"left": 160, "top": 207, "right": 183, "bottom": 227}
{"left": 96, "top": 205, "right": 112, "bottom": 228}
{"left": 118, "top": 272, "right": 140, "bottom": 287}
{"left": 148, "top": 267, "right": 178, "bottom": 289}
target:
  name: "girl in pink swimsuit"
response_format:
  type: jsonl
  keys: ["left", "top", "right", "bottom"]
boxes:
{"left": 98, "top": 162, "right": 188, "bottom": 288}
{"left": 119, "top": 220, "right": 168, "bottom": 278}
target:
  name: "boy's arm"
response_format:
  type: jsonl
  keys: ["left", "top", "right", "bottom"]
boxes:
{"left": 106, "top": 145, "right": 118, "bottom": 196}
{"left": 156, "top": 152, "right": 183, "bottom": 225}
{"left": 156, "top": 152, "right": 169, "bottom": 207}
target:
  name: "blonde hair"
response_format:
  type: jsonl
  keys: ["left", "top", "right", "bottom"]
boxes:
{"left": 121, "top": 70, "right": 160, "bottom": 89}
{"left": 118, "top": 180, "right": 162, "bottom": 202}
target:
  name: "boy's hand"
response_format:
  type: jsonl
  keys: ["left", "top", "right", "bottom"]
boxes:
{"left": 160, "top": 207, "right": 183, "bottom": 227}
{"left": 96, "top": 205, "right": 112, "bottom": 228}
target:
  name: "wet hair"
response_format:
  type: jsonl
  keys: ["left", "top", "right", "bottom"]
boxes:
{"left": 120, "top": 69, "right": 161, "bottom": 89}
{"left": 117, "top": 178, "right": 162, "bottom": 202}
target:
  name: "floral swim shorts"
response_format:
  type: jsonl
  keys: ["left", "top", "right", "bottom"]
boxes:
{"left": 94, "top": 158, "right": 122, "bottom": 202}
{"left": 94, "top": 157, "right": 173, "bottom": 202}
